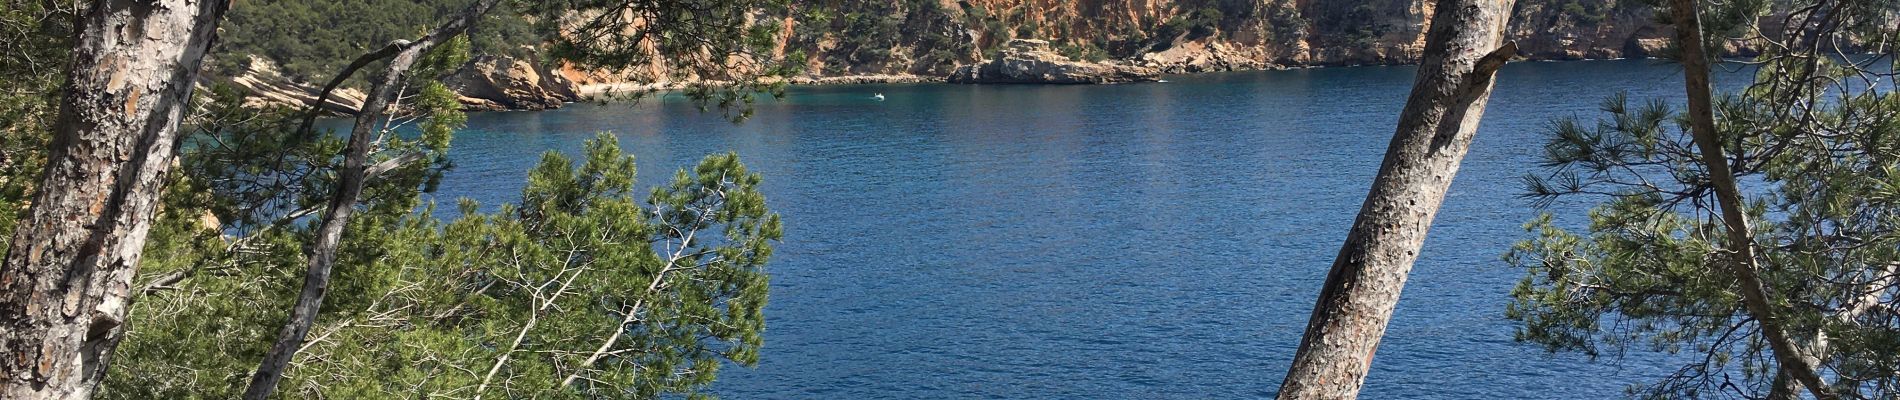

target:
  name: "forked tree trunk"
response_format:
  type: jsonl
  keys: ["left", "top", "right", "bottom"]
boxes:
{"left": 240, "top": 1, "right": 502, "bottom": 398}
{"left": 0, "top": 1, "right": 231, "bottom": 398}
{"left": 1664, "top": 0, "right": 1835, "bottom": 398}
{"left": 1276, "top": 1, "right": 1515, "bottom": 398}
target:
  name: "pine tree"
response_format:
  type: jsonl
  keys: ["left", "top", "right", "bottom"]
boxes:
{"left": 0, "top": 1, "right": 232, "bottom": 398}
{"left": 1507, "top": 0, "right": 1900, "bottom": 397}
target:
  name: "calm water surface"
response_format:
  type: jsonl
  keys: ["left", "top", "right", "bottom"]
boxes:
{"left": 427, "top": 60, "right": 1738, "bottom": 398}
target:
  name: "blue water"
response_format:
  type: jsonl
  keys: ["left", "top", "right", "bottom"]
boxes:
{"left": 426, "top": 60, "right": 1730, "bottom": 398}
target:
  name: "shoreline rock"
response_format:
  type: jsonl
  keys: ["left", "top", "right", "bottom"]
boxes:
{"left": 214, "top": 55, "right": 366, "bottom": 114}
{"left": 569, "top": 74, "right": 945, "bottom": 100}
{"left": 949, "top": 39, "right": 1161, "bottom": 84}
{"left": 213, "top": 48, "right": 1716, "bottom": 116}
{"left": 446, "top": 54, "right": 581, "bottom": 112}
{"left": 787, "top": 74, "right": 944, "bottom": 85}
{"left": 211, "top": 1, "right": 1793, "bottom": 112}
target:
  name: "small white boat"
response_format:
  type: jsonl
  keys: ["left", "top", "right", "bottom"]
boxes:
{"left": 873, "top": 93, "right": 886, "bottom": 101}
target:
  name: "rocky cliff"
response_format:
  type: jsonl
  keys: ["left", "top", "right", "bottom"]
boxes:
{"left": 215, "top": 55, "right": 367, "bottom": 114}
{"left": 225, "top": 0, "right": 1681, "bottom": 112}
{"left": 444, "top": 54, "right": 581, "bottom": 111}
{"left": 793, "top": 0, "right": 1672, "bottom": 72}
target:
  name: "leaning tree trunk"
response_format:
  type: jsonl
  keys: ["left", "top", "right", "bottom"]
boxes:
{"left": 0, "top": 1, "right": 231, "bottom": 399}
{"left": 237, "top": 43, "right": 415, "bottom": 400}
{"left": 1665, "top": 0, "right": 1836, "bottom": 398}
{"left": 240, "top": 1, "right": 502, "bottom": 398}
{"left": 1276, "top": 1, "right": 1515, "bottom": 398}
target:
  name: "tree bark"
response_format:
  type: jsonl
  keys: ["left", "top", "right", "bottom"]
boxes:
{"left": 1664, "top": 1, "right": 1836, "bottom": 398}
{"left": 240, "top": 1, "right": 501, "bottom": 398}
{"left": 0, "top": 1, "right": 230, "bottom": 398}
{"left": 1276, "top": 1, "right": 1515, "bottom": 398}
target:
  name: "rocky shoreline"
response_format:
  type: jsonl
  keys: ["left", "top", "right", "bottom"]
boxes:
{"left": 215, "top": 41, "right": 1260, "bottom": 114}
{"left": 216, "top": 39, "right": 1685, "bottom": 115}
{"left": 210, "top": 0, "right": 1746, "bottom": 114}
{"left": 950, "top": 39, "right": 1161, "bottom": 84}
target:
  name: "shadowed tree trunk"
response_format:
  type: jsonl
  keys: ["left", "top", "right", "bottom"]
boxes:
{"left": 0, "top": 1, "right": 231, "bottom": 399}
{"left": 1664, "top": 0, "right": 1835, "bottom": 398}
{"left": 240, "top": 1, "right": 502, "bottom": 398}
{"left": 1276, "top": 0, "right": 1515, "bottom": 398}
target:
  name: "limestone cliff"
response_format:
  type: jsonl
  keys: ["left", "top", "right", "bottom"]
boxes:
{"left": 215, "top": 53, "right": 582, "bottom": 114}
{"left": 444, "top": 54, "right": 581, "bottom": 111}
{"left": 224, "top": 0, "right": 1684, "bottom": 112}
{"left": 604, "top": 0, "right": 1682, "bottom": 91}
{"left": 791, "top": 0, "right": 1672, "bottom": 73}
{"left": 212, "top": 55, "right": 366, "bottom": 114}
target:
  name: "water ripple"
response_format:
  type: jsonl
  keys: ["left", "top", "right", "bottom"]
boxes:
{"left": 426, "top": 60, "right": 1745, "bottom": 398}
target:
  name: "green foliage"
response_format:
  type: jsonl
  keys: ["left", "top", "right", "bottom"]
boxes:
{"left": 1338, "top": 4, "right": 1389, "bottom": 47}
{"left": 1558, "top": 1, "right": 1612, "bottom": 26}
{"left": 1188, "top": 7, "right": 1226, "bottom": 39}
{"left": 0, "top": 0, "right": 75, "bottom": 238}
{"left": 109, "top": 132, "right": 780, "bottom": 399}
{"left": 521, "top": 0, "right": 802, "bottom": 120}
{"left": 793, "top": 0, "right": 969, "bottom": 74}
{"left": 177, "top": 35, "right": 462, "bottom": 236}
{"left": 217, "top": 0, "right": 541, "bottom": 82}
{"left": 957, "top": 3, "right": 1014, "bottom": 59}
{"left": 106, "top": 190, "right": 317, "bottom": 399}
{"left": 11, "top": 1, "right": 787, "bottom": 398}
{"left": 903, "top": 0, "right": 976, "bottom": 72}
{"left": 1262, "top": 1, "right": 1307, "bottom": 43}
{"left": 103, "top": 53, "right": 471, "bottom": 397}
{"left": 1147, "top": 6, "right": 1229, "bottom": 52}
{"left": 1506, "top": 2, "right": 1900, "bottom": 396}
{"left": 1058, "top": 42, "right": 1111, "bottom": 63}
{"left": 175, "top": 85, "right": 333, "bottom": 232}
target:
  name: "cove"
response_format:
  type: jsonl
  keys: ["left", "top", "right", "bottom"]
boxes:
{"left": 423, "top": 59, "right": 1742, "bottom": 398}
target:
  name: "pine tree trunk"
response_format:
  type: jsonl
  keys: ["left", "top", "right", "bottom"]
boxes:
{"left": 0, "top": 1, "right": 230, "bottom": 398}
{"left": 1665, "top": 1, "right": 1835, "bottom": 398}
{"left": 237, "top": 47, "right": 412, "bottom": 400}
{"left": 239, "top": 40, "right": 425, "bottom": 400}
{"left": 240, "top": 2, "right": 500, "bottom": 398}
{"left": 1276, "top": 1, "right": 1514, "bottom": 398}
